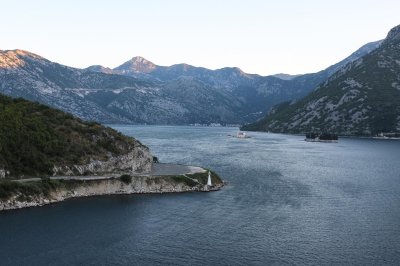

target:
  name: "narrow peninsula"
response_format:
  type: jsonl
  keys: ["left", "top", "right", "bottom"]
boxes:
{"left": 0, "top": 95, "right": 223, "bottom": 211}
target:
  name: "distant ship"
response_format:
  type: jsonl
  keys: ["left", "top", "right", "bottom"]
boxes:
{"left": 373, "top": 132, "right": 400, "bottom": 140}
{"left": 227, "top": 131, "right": 251, "bottom": 139}
{"left": 305, "top": 132, "right": 338, "bottom": 143}
{"left": 236, "top": 131, "right": 249, "bottom": 138}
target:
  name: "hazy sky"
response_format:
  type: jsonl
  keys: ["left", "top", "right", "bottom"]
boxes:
{"left": 1, "top": 0, "right": 399, "bottom": 75}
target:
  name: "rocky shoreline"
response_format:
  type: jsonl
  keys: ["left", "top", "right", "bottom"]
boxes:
{"left": 0, "top": 166, "right": 224, "bottom": 211}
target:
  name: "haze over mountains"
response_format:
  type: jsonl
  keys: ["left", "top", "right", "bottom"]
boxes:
{"left": 0, "top": 38, "right": 382, "bottom": 126}
{"left": 243, "top": 25, "right": 400, "bottom": 135}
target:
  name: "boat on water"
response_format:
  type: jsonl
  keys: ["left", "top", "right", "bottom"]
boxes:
{"left": 227, "top": 131, "right": 251, "bottom": 139}
{"left": 236, "top": 131, "right": 249, "bottom": 138}
{"left": 373, "top": 132, "right": 400, "bottom": 140}
{"left": 305, "top": 132, "right": 338, "bottom": 143}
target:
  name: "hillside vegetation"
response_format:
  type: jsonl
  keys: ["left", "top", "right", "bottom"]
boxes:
{"left": 242, "top": 25, "right": 400, "bottom": 135}
{"left": 0, "top": 94, "right": 141, "bottom": 177}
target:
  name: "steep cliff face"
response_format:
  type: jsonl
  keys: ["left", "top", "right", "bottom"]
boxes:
{"left": 51, "top": 142, "right": 153, "bottom": 176}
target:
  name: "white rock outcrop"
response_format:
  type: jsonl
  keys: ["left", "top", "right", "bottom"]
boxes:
{"left": 52, "top": 143, "right": 153, "bottom": 176}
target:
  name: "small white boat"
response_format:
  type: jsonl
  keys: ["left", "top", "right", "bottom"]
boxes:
{"left": 227, "top": 131, "right": 251, "bottom": 138}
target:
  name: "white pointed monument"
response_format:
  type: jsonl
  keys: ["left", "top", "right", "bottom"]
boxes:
{"left": 207, "top": 171, "right": 212, "bottom": 186}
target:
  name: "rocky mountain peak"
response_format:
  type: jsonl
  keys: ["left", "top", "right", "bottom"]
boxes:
{"left": 233, "top": 67, "right": 248, "bottom": 76}
{"left": 115, "top": 56, "right": 157, "bottom": 73}
{"left": 218, "top": 67, "right": 251, "bottom": 78}
{"left": 0, "top": 49, "right": 46, "bottom": 69}
{"left": 0, "top": 51, "right": 25, "bottom": 68}
{"left": 168, "top": 63, "right": 195, "bottom": 72}
{"left": 2, "top": 49, "right": 43, "bottom": 59}
{"left": 86, "top": 65, "right": 114, "bottom": 74}
{"left": 384, "top": 24, "right": 400, "bottom": 44}
{"left": 130, "top": 56, "right": 152, "bottom": 64}
{"left": 180, "top": 63, "right": 191, "bottom": 71}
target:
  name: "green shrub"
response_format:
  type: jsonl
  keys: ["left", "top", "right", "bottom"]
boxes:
{"left": 120, "top": 174, "right": 132, "bottom": 184}
{"left": 170, "top": 175, "right": 197, "bottom": 187}
{"left": 0, "top": 179, "right": 64, "bottom": 200}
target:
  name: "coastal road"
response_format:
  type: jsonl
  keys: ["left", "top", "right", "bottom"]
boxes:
{"left": 13, "top": 163, "right": 206, "bottom": 183}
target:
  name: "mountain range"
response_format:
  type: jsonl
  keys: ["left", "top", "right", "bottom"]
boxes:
{"left": 242, "top": 25, "right": 400, "bottom": 135}
{"left": 0, "top": 38, "right": 381, "bottom": 125}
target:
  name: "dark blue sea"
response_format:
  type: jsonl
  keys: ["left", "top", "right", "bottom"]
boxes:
{"left": 1, "top": 126, "right": 400, "bottom": 265}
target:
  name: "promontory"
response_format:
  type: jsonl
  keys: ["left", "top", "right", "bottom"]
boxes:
{"left": 0, "top": 94, "right": 223, "bottom": 211}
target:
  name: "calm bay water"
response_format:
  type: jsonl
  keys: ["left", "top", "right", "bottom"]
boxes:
{"left": 1, "top": 126, "right": 400, "bottom": 265}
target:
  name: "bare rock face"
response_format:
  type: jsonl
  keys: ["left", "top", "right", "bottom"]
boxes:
{"left": 385, "top": 24, "right": 400, "bottom": 44}
{"left": 52, "top": 143, "right": 153, "bottom": 176}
